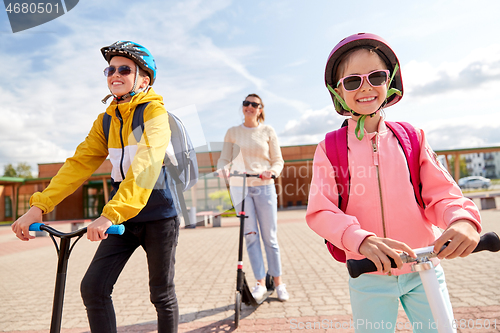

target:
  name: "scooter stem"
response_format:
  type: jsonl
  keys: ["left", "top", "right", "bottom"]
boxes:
{"left": 236, "top": 173, "right": 248, "bottom": 292}
{"left": 50, "top": 237, "right": 71, "bottom": 333}
{"left": 412, "top": 260, "right": 456, "bottom": 333}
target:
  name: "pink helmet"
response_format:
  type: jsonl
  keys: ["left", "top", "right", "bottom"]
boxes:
{"left": 325, "top": 33, "right": 404, "bottom": 115}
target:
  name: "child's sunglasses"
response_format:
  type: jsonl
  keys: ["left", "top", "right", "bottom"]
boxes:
{"left": 242, "top": 100, "right": 261, "bottom": 108}
{"left": 103, "top": 65, "right": 133, "bottom": 77}
{"left": 337, "top": 69, "right": 390, "bottom": 92}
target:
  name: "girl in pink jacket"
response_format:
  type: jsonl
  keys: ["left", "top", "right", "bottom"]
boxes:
{"left": 306, "top": 33, "right": 481, "bottom": 332}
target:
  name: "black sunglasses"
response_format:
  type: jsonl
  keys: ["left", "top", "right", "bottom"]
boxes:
{"left": 242, "top": 100, "right": 261, "bottom": 108}
{"left": 103, "top": 65, "right": 133, "bottom": 77}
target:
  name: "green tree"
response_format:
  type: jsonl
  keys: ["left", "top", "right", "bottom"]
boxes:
{"left": 3, "top": 162, "right": 34, "bottom": 179}
{"left": 209, "top": 190, "right": 232, "bottom": 212}
{"left": 3, "top": 164, "right": 17, "bottom": 177}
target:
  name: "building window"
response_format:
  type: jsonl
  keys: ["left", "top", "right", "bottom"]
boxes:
{"left": 17, "top": 194, "right": 31, "bottom": 216}
{"left": 4, "top": 196, "right": 12, "bottom": 218}
{"left": 83, "top": 181, "right": 109, "bottom": 219}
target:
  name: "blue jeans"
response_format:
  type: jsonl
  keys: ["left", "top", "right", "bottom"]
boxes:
{"left": 348, "top": 264, "right": 453, "bottom": 333}
{"left": 231, "top": 185, "right": 282, "bottom": 280}
{"left": 80, "top": 217, "right": 179, "bottom": 333}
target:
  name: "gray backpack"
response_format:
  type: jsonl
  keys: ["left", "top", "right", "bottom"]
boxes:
{"left": 102, "top": 102, "right": 198, "bottom": 223}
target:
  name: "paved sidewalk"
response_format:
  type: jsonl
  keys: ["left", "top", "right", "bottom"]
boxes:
{"left": 1, "top": 209, "right": 499, "bottom": 333}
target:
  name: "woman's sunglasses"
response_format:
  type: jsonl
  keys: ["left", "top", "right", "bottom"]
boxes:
{"left": 242, "top": 100, "right": 261, "bottom": 108}
{"left": 337, "top": 69, "right": 390, "bottom": 92}
{"left": 103, "top": 65, "right": 133, "bottom": 77}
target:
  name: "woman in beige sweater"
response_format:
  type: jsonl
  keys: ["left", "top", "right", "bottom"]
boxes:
{"left": 217, "top": 93, "right": 289, "bottom": 301}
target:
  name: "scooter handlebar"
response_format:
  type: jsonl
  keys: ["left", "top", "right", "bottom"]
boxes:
{"left": 29, "top": 223, "right": 125, "bottom": 235}
{"left": 214, "top": 171, "right": 276, "bottom": 179}
{"left": 29, "top": 222, "right": 44, "bottom": 232}
{"left": 471, "top": 232, "right": 500, "bottom": 253}
{"left": 347, "top": 257, "right": 398, "bottom": 279}
{"left": 244, "top": 173, "right": 276, "bottom": 179}
{"left": 347, "top": 232, "right": 500, "bottom": 278}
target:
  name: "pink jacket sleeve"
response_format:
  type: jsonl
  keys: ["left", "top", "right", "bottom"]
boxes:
{"left": 418, "top": 130, "right": 482, "bottom": 232}
{"left": 305, "top": 141, "right": 375, "bottom": 255}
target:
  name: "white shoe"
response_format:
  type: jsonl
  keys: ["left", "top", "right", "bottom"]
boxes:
{"left": 251, "top": 282, "right": 267, "bottom": 300}
{"left": 276, "top": 284, "right": 289, "bottom": 301}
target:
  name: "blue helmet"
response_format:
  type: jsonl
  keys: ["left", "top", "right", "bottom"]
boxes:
{"left": 101, "top": 41, "right": 157, "bottom": 85}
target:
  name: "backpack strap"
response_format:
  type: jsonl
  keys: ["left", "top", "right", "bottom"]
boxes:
{"left": 324, "top": 125, "right": 349, "bottom": 212}
{"left": 131, "top": 102, "right": 150, "bottom": 142}
{"left": 324, "top": 123, "right": 349, "bottom": 263}
{"left": 385, "top": 121, "right": 425, "bottom": 208}
{"left": 101, "top": 103, "right": 150, "bottom": 143}
{"left": 102, "top": 113, "right": 111, "bottom": 142}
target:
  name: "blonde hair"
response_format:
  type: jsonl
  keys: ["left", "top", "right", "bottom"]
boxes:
{"left": 246, "top": 93, "right": 265, "bottom": 123}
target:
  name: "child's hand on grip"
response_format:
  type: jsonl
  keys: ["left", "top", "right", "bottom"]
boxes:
{"left": 87, "top": 216, "right": 113, "bottom": 241}
{"left": 359, "top": 236, "right": 416, "bottom": 274}
{"left": 433, "top": 219, "right": 479, "bottom": 259}
{"left": 11, "top": 206, "right": 43, "bottom": 241}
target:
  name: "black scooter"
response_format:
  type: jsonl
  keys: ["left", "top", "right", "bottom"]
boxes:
{"left": 218, "top": 171, "right": 276, "bottom": 327}
{"left": 28, "top": 222, "right": 124, "bottom": 333}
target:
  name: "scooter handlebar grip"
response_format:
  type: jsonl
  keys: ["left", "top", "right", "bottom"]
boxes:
{"left": 107, "top": 225, "right": 125, "bottom": 235}
{"left": 255, "top": 174, "right": 276, "bottom": 179}
{"left": 213, "top": 171, "right": 275, "bottom": 179}
{"left": 472, "top": 232, "right": 500, "bottom": 253}
{"left": 347, "top": 257, "right": 398, "bottom": 278}
{"left": 348, "top": 232, "right": 500, "bottom": 278}
{"left": 29, "top": 223, "right": 45, "bottom": 232}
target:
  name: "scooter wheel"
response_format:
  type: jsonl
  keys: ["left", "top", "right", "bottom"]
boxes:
{"left": 235, "top": 291, "right": 241, "bottom": 327}
{"left": 265, "top": 272, "right": 275, "bottom": 291}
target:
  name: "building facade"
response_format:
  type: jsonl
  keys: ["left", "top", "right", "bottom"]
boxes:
{"left": 464, "top": 151, "right": 500, "bottom": 178}
{"left": 0, "top": 145, "right": 316, "bottom": 222}
{"left": 2, "top": 144, "right": 499, "bottom": 223}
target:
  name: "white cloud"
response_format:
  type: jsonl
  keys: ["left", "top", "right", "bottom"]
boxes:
{"left": 403, "top": 44, "right": 500, "bottom": 98}
{"left": 415, "top": 111, "right": 500, "bottom": 150}
{"left": 285, "top": 60, "right": 307, "bottom": 68}
{"left": 2, "top": 0, "right": 500, "bottom": 179}
{"left": 279, "top": 105, "right": 345, "bottom": 145}
{"left": 0, "top": 0, "right": 263, "bottom": 173}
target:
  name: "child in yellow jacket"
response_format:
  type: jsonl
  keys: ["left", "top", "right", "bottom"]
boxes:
{"left": 12, "top": 41, "right": 180, "bottom": 333}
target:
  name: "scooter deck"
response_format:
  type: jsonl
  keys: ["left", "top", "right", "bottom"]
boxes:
{"left": 241, "top": 276, "right": 274, "bottom": 306}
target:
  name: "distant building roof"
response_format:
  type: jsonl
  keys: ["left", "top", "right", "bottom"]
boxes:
{"left": 0, "top": 177, "right": 26, "bottom": 185}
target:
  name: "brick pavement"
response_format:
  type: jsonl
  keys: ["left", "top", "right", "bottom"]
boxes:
{"left": 1, "top": 209, "right": 499, "bottom": 333}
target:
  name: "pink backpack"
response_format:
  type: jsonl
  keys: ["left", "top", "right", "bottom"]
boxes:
{"left": 324, "top": 121, "right": 424, "bottom": 262}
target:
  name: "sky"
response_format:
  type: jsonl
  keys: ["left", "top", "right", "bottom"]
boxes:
{"left": 1, "top": 0, "right": 500, "bottom": 176}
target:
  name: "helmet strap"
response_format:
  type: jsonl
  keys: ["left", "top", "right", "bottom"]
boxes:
{"left": 101, "top": 94, "right": 113, "bottom": 104}
{"left": 354, "top": 115, "right": 367, "bottom": 140}
{"left": 386, "top": 63, "right": 402, "bottom": 100}
{"left": 129, "top": 64, "right": 139, "bottom": 97}
{"left": 327, "top": 84, "right": 351, "bottom": 112}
